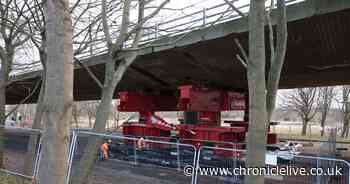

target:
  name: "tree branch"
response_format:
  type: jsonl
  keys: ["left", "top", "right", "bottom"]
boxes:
{"left": 5, "top": 79, "right": 41, "bottom": 119}
{"left": 124, "top": 0, "right": 170, "bottom": 41}
{"left": 75, "top": 57, "right": 103, "bottom": 89}
{"left": 101, "top": 0, "right": 113, "bottom": 49}
{"left": 236, "top": 54, "right": 247, "bottom": 68}
{"left": 234, "top": 38, "right": 248, "bottom": 68}
{"left": 267, "top": 0, "right": 275, "bottom": 63}
{"left": 223, "top": 0, "right": 246, "bottom": 18}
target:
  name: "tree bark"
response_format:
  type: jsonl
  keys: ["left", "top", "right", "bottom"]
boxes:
{"left": 38, "top": 0, "right": 74, "bottom": 183}
{"left": 320, "top": 109, "right": 327, "bottom": 136}
{"left": 88, "top": 115, "right": 93, "bottom": 128}
{"left": 319, "top": 87, "right": 333, "bottom": 137}
{"left": 72, "top": 104, "right": 80, "bottom": 128}
{"left": 244, "top": 0, "right": 267, "bottom": 184}
{"left": 0, "top": 57, "right": 7, "bottom": 169}
{"left": 341, "top": 115, "right": 349, "bottom": 138}
{"left": 0, "top": 52, "right": 13, "bottom": 168}
{"left": 302, "top": 120, "right": 308, "bottom": 136}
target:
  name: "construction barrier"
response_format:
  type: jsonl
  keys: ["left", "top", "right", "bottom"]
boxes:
{"left": 67, "top": 131, "right": 197, "bottom": 184}
{"left": 195, "top": 146, "right": 246, "bottom": 184}
{"left": 0, "top": 126, "right": 42, "bottom": 183}
{"left": 66, "top": 130, "right": 350, "bottom": 184}
{"left": 196, "top": 146, "right": 350, "bottom": 184}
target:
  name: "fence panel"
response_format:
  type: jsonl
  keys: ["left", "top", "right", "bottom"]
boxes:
{"left": 195, "top": 146, "right": 246, "bottom": 184}
{"left": 196, "top": 146, "right": 350, "bottom": 184}
{"left": 0, "top": 126, "right": 42, "bottom": 183}
{"left": 67, "top": 131, "right": 197, "bottom": 184}
{"left": 275, "top": 154, "right": 350, "bottom": 184}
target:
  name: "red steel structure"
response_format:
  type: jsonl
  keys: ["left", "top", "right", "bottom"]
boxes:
{"left": 119, "top": 85, "right": 277, "bottom": 150}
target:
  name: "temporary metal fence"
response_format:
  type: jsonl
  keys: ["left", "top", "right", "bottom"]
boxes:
{"left": 280, "top": 138, "right": 350, "bottom": 158}
{"left": 67, "top": 131, "right": 197, "bottom": 184}
{"left": 137, "top": 135, "right": 245, "bottom": 150}
{"left": 196, "top": 146, "right": 350, "bottom": 184}
{"left": 0, "top": 126, "right": 42, "bottom": 183}
{"left": 195, "top": 146, "right": 246, "bottom": 184}
{"left": 66, "top": 130, "right": 350, "bottom": 184}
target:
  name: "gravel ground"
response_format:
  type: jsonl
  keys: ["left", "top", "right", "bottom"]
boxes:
{"left": 70, "top": 159, "right": 192, "bottom": 184}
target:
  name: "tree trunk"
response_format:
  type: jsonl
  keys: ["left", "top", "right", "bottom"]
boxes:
{"left": 244, "top": 0, "right": 267, "bottom": 184}
{"left": 71, "top": 77, "right": 116, "bottom": 184}
{"left": 74, "top": 113, "right": 79, "bottom": 128}
{"left": 0, "top": 58, "right": 6, "bottom": 169}
{"left": 72, "top": 0, "right": 148, "bottom": 182}
{"left": 0, "top": 54, "right": 12, "bottom": 168}
{"left": 341, "top": 116, "right": 349, "bottom": 138}
{"left": 266, "top": 0, "right": 287, "bottom": 122}
{"left": 25, "top": 74, "right": 45, "bottom": 175}
{"left": 302, "top": 120, "right": 308, "bottom": 136}
{"left": 38, "top": 0, "right": 73, "bottom": 183}
{"left": 320, "top": 111, "right": 326, "bottom": 136}
{"left": 88, "top": 115, "right": 92, "bottom": 128}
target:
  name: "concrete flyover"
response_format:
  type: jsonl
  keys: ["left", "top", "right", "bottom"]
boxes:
{"left": 6, "top": 0, "right": 350, "bottom": 104}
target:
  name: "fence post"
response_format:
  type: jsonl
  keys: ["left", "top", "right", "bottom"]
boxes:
{"left": 33, "top": 135, "right": 43, "bottom": 180}
{"left": 193, "top": 147, "right": 200, "bottom": 184}
{"left": 134, "top": 140, "right": 138, "bottom": 165}
{"left": 66, "top": 130, "right": 78, "bottom": 184}
{"left": 177, "top": 139, "right": 181, "bottom": 171}
{"left": 316, "top": 152, "right": 321, "bottom": 184}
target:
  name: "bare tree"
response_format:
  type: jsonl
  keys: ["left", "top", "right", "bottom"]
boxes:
{"left": 72, "top": 103, "right": 83, "bottom": 128}
{"left": 341, "top": 86, "right": 350, "bottom": 138}
{"left": 81, "top": 101, "right": 98, "bottom": 128}
{"left": 244, "top": 1, "right": 268, "bottom": 182}
{"left": 0, "top": 0, "right": 32, "bottom": 122}
{"left": 318, "top": 87, "right": 335, "bottom": 136}
{"left": 37, "top": 0, "right": 74, "bottom": 183}
{"left": 0, "top": 0, "right": 34, "bottom": 168}
{"left": 72, "top": 0, "right": 170, "bottom": 183}
{"left": 224, "top": 0, "right": 287, "bottom": 183}
{"left": 265, "top": 0, "right": 288, "bottom": 122}
{"left": 283, "top": 88, "right": 319, "bottom": 135}
{"left": 22, "top": 0, "right": 98, "bottom": 174}
{"left": 24, "top": 0, "right": 101, "bottom": 130}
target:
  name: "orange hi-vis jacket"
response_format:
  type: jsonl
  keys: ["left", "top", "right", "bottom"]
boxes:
{"left": 137, "top": 137, "right": 146, "bottom": 150}
{"left": 101, "top": 143, "right": 110, "bottom": 159}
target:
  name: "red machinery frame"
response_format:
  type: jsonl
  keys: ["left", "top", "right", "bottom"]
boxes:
{"left": 118, "top": 85, "right": 278, "bottom": 149}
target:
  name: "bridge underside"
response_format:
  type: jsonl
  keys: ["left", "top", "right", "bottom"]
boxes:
{"left": 6, "top": 1, "right": 350, "bottom": 104}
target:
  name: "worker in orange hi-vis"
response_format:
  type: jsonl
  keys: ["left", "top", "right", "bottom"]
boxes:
{"left": 101, "top": 140, "right": 111, "bottom": 160}
{"left": 137, "top": 137, "right": 146, "bottom": 150}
